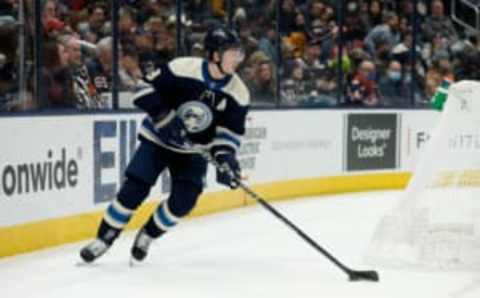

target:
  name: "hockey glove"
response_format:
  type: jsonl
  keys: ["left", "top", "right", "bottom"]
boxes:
{"left": 154, "top": 111, "right": 191, "bottom": 148}
{"left": 213, "top": 150, "right": 241, "bottom": 189}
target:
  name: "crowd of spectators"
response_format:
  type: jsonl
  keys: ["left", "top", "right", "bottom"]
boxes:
{"left": 0, "top": 0, "right": 480, "bottom": 111}
{"left": 266, "top": 0, "right": 480, "bottom": 107}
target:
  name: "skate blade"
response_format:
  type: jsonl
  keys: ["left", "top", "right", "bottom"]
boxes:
{"left": 129, "top": 257, "right": 141, "bottom": 267}
{"left": 75, "top": 260, "right": 100, "bottom": 267}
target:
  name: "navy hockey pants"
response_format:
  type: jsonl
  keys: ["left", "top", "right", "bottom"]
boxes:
{"left": 118, "top": 140, "right": 207, "bottom": 218}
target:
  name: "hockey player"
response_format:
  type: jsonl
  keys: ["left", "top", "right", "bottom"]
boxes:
{"left": 430, "top": 61, "right": 454, "bottom": 111}
{"left": 430, "top": 76, "right": 453, "bottom": 111}
{"left": 80, "top": 26, "right": 250, "bottom": 263}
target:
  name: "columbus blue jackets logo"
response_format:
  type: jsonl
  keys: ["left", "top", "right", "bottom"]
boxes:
{"left": 177, "top": 101, "right": 213, "bottom": 133}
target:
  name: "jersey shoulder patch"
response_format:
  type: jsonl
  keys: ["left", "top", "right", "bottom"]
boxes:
{"left": 168, "top": 57, "right": 203, "bottom": 81}
{"left": 223, "top": 75, "right": 250, "bottom": 107}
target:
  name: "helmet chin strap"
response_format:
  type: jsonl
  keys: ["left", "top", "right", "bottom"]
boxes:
{"left": 211, "top": 50, "right": 229, "bottom": 77}
{"left": 216, "top": 60, "right": 227, "bottom": 76}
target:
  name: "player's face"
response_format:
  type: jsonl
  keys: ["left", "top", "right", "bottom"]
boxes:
{"left": 221, "top": 48, "right": 245, "bottom": 74}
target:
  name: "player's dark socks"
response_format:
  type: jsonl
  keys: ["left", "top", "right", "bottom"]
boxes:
{"left": 97, "top": 219, "right": 122, "bottom": 245}
{"left": 143, "top": 215, "right": 167, "bottom": 238}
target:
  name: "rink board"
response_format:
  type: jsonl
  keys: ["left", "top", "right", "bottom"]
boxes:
{"left": 0, "top": 110, "right": 437, "bottom": 257}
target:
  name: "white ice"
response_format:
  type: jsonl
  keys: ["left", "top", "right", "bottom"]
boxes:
{"left": 2, "top": 191, "right": 480, "bottom": 298}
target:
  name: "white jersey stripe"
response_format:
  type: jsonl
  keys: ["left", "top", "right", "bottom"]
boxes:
{"left": 132, "top": 87, "right": 155, "bottom": 102}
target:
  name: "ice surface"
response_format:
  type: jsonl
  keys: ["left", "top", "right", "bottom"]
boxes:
{"left": 1, "top": 191, "right": 480, "bottom": 298}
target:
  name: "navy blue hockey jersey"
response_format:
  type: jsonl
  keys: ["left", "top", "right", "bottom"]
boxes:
{"left": 134, "top": 57, "right": 250, "bottom": 154}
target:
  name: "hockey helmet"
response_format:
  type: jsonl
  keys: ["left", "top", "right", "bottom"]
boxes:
{"left": 204, "top": 26, "right": 242, "bottom": 58}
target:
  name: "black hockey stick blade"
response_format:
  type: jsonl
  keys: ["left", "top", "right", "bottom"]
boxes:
{"left": 348, "top": 270, "right": 379, "bottom": 282}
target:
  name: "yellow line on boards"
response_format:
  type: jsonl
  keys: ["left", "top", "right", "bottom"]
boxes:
{"left": 0, "top": 173, "right": 410, "bottom": 258}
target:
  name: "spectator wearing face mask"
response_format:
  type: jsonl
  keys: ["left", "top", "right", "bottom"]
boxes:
{"left": 378, "top": 60, "right": 410, "bottom": 106}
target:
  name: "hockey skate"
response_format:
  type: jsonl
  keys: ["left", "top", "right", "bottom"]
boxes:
{"left": 80, "top": 239, "right": 110, "bottom": 263}
{"left": 130, "top": 228, "right": 153, "bottom": 263}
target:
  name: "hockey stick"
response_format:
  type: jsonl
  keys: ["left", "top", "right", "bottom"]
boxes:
{"left": 203, "top": 153, "right": 379, "bottom": 282}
